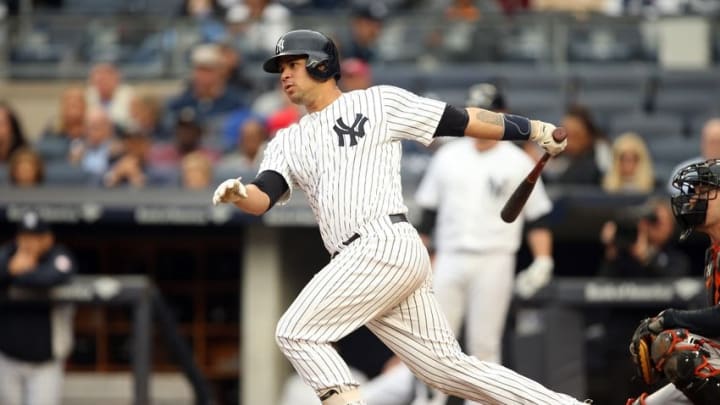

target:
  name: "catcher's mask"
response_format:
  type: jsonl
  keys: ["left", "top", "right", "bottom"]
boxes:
{"left": 670, "top": 158, "right": 720, "bottom": 240}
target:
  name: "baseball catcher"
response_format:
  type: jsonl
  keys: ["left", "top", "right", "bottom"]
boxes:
{"left": 627, "top": 159, "right": 720, "bottom": 405}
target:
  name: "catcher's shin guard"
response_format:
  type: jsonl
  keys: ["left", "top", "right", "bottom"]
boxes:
{"left": 651, "top": 329, "right": 720, "bottom": 405}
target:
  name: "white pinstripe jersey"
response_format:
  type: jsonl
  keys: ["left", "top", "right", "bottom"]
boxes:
{"left": 258, "top": 85, "right": 445, "bottom": 253}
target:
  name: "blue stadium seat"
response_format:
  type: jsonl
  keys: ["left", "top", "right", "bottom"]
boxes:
{"left": 608, "top": 113, "right": 684, "bottom": 140}
{"left": 0, "top": 165, "right": 8, "bottom": 186}
{"left": 422, "top": 65, "right": 493, "bottom": 90}
{"left": 647, "top": 138, "right": 699, "bottom": 169}
{"left": 44, "top": 162, "right": 93, "bottom": 185}
{"left": 567, "top": 24, "right": 649, "bottom": 63}
{"left": 146, "top": 166, "right": 179, "bottom": 187}
{"left": 34, "top": 137, "right": 70, "bottom": 162}
{"left": 425, "top": 88, "right": 468, "bottom": 108}
{"left": 689, "top": 113, "right": 720, "bottom": 138}
{"left": 574, "top": 90, "right": 645, "bottom": 131}
{"left": 654, "top": 90, "right": 718, "bottom": 119}
{"left": 371, "top": 65, "right": 422, "bottom": 92}
{"left": 504, "top": 90, "right": 565, "bottom": 123}
{"left": 657, "top": 70, "right": 720, "bottom": 93}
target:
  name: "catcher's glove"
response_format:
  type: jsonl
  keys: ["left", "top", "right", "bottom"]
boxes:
{"left": 629, "top": 316, "right": 664, "bottom": 385}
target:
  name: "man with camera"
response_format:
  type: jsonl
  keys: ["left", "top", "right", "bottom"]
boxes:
{"left": 599, "top": 197, "right": 690, "bottom": 278}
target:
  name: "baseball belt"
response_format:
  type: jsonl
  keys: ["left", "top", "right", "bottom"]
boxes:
{"left": 331, "top": 213, "right": 408, "bottom": 259}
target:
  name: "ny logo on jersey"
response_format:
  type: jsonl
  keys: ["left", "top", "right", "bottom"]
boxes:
{"left": 333, "top": 114, "right": 369, "bottom": 147}
{"left": 488, "top": 177, "right": 506, "bottom": 197}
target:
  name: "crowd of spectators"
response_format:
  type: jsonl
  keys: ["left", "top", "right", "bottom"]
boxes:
{"left": 1, "top": 1, "right": 718, "bottom": 203}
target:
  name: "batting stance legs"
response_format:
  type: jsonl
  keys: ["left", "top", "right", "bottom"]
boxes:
{"left": 275, "top": 220, "right": 583, "bottom": 405}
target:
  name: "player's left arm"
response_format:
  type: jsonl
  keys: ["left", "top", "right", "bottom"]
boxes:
{"left": 465, "top": 107, "right": 565, "bottom": 155}
{"left": 432, "top": 104, "right": 566, "bottom": 155}
{"left": 653, "top": 306, "right": 720, "bottom": 337}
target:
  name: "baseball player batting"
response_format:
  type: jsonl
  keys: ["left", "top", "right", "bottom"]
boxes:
{"left": 212, "top": 29, "right": 586, "bottom": 405}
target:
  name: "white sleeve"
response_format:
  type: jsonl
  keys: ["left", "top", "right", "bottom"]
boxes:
{"left": 380, "top": 85, "right": 446, "bottom": 146}
{"left": 257, "top": 132, "right": 296, "bottom": 205}
{"left": 414, "top": 150, "right": 445, "bottom": 210}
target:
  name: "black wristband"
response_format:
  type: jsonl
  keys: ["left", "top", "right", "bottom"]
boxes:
{"left": 502, "top": 114, "right": 532, "bottom": 141}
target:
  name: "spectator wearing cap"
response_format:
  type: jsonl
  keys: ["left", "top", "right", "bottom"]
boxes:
{"left": 340, "top": 0, "right": 389, "bottom": 62}
{"left": 85, "top": 62, "right": 135, "bottom": 131}
{"left": 339, "top": 58, "right": 373, "bottom": 92}
{"left": 217, "top": 41, "right": 255, "bottom": 94}
{"left": 0, "top": 211, "right": 76, "bottom": 405}
{"left": 165, "top": 43, "right": 246, "bottom": 135}
{"left": 103, "top": 130, "right": 153, "bottom": 189}
{"left": 218, "top": 118, "right": 268, "bottom": 172}
{"left": 150, "top": 108, "right": 221, "bottom": 172}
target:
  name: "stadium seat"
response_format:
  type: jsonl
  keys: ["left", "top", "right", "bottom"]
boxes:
{"left": 653, "top": 90, "right": 718, "bottom": 124}
{"left": 573, "top": 90, "right": 645, "bottom": 131}
{"left": 371, "top": 64, "right": 422, "bottom": 92}
{"left": 0, "top": 165, "right": 8, "bottom": 185}
{"left": 44, "top": 162, "right": 93, "bottom": 185}
{"left": 657, "top": 70, "right": 720, "bottom": 93}
{"left": 566, "top": 24, "right": 648, "bottom": 63}
{"left": 146, "top": 166, "right": 180, "bottom": 187}
{"left": 422, "top": 65, "right": 494, "bottom": 91}
{"left": 426, "top": 88, "right": 468, "bottom": 108}
{"left": 647, "top": 138, "right": 699, "bottom": 170}
{"left": 608, "top": 113, "right": 684, "bottom": 140}
{"left": 34, "top": 137, "right": 70, "bottom": 162}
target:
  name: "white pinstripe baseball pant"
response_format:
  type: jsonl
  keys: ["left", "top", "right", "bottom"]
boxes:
{"left": 275, "top": 218, "right": 583, "bottom": 404}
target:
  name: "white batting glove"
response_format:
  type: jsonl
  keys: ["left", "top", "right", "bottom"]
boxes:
{"left": 515, "top": 256, "right": 554, "bottom": 299}
{"left": 212, "top": 177, "right": 248, "bottom": 206}
{"left": 529, "top": 120, "right": 566, "bottom": 156}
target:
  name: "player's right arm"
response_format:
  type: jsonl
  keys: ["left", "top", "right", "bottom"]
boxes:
{"left": 212, "top": 132, "right": 293, "bottom": 215}
{"left": 212, "top": 171, "right": 290, "bottom": 216}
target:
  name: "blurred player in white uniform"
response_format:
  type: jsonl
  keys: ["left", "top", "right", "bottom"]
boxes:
{"left": 415, "top": 84, "right": 555, "bottom": 405}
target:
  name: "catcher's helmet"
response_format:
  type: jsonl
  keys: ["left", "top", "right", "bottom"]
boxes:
{"left": 670, "top": 158, "right": 720, "bottom": 240}
{"left": 262, "top": 30, "right": 341, "bottom": 82}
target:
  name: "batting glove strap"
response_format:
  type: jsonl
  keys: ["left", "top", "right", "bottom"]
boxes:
{"left": 530, "top": 120, "right": 566, "bottom": 156}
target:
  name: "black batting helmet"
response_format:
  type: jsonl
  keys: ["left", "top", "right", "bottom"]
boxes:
{"left": 262, "top": 30, "right": 341, "bottom": 82}
{"left": 670, "top": 158, "right": 720, "bottom": 240}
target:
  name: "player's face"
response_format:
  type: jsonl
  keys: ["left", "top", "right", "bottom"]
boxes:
{"left": 278, "top": 57, "right": 314, "bottom": 105}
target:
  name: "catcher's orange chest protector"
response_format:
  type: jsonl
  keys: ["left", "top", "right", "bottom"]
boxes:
{"left": 705, "top": 244, "right": 720, "bottom": 306}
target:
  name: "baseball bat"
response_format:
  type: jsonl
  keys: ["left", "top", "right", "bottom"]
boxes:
{"left": 500, "top": 128, "right": 567, "bottom": 223}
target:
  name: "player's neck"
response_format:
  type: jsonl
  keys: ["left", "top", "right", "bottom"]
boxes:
{"left": 305, "top": 85, "right": 342, "bottom": 113}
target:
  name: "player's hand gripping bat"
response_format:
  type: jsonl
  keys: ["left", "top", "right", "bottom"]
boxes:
{"left": 500, "top": 128, "right": 567, "bottom": 223}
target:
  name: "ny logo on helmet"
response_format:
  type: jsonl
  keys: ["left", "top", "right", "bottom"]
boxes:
{"left": 333, "top": 114, "right": 369, "bottom": 147}
{"left": 276, "top": 39, "right": 285, "bottom": 54}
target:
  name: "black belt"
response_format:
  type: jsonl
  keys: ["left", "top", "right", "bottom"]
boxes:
{"left": 331, "top": 214, "right": 408, "bottom": 259}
